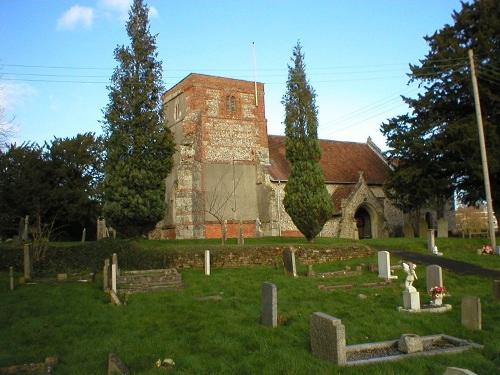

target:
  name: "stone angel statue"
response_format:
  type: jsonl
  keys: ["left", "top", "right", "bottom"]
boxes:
{"left": 403, "top": 262, "right": 418, "bottom": 292}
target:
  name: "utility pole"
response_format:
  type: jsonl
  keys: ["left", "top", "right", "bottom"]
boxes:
{"left": 468, "top": 49, "right": 496, "bottom": 249}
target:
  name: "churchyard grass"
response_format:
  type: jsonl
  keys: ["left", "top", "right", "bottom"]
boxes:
{"left": 0, "top": 238, "right": 498, "bottom": 374}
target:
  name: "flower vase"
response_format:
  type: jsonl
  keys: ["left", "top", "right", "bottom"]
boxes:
{"left": 432, "top": 298, "right": 442, "bottom": 306}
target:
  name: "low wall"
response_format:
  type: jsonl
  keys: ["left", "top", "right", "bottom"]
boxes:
{"left": 170, "top": 246, "right": 374, "bottom": 269}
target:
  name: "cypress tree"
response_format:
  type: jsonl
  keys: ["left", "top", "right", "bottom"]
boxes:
{"left": 281, "top": 42, "right": 334, "bottom": 242}
{"left": 102, "top": 0, "right": 174, "bottom": 238}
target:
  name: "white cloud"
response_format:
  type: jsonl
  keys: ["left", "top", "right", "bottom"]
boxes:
{"left": 99, "top": 0, "right": 159, "bottom": 19}
{"left": 57, "top": 5, "right": 94, "bottom": 30}
{"left": 99, "top": 0, "right": 132, "bottom": 16}
{"left": 0, "top": 82, "right": 38, "bottom": 111}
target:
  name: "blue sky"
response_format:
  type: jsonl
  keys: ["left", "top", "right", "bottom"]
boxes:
{"left": 1, "top": 0, "right": 464, "bottom": 150}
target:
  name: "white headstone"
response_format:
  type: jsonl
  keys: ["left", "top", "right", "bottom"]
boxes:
{"left": 205, "top": 250, "right": 210, "bottom": 276}
{"left": 378, "top": 251, "right": 397, "bottom": 279}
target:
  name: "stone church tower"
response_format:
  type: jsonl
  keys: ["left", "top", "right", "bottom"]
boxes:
{"left": 158, "top": 74, "right": 271, "bottom": 239}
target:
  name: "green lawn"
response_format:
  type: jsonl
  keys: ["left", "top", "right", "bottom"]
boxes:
{"left": 0, "top": 238, "right": 499, "bottom": 374}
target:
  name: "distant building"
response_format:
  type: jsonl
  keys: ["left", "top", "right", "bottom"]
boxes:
{"left": 151, "top": 73, "right": 452, "bottom": 240}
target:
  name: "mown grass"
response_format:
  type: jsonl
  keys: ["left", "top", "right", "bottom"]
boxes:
{"left": 0, "top": 238, "right": 499, "bottom": 374}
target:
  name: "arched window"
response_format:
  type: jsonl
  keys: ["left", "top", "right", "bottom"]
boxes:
{"left": 226, "top": 95, "right": 236, "bottom": 112}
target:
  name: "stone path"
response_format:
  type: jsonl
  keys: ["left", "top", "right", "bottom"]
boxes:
{"left": 376, "top": 248, "right": 500, "bottom": 279}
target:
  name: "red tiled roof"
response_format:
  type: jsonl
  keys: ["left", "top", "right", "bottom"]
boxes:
{"left": 331, "top": 185, "right": 356, "bottom": 215}
{"left": 267, "top": 135, "right": 389, "bottom": 184}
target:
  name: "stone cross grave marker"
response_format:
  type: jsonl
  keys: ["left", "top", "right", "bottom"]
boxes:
{"left": 261, "top": 282, "right": 277, "bottom": 328}
{"left": 310, "top": 312, "right": 346, "bottom": 366}
{"left": 426, "top": 265, "right": 443, "bottom": 297}
{"left": 378, "top": 251, "right": 397, "bottom": 279}
{"left": 205, "top": 250, "right": 210, "bottom": 276}
{"left": 461, "top": 296, "right": 481, "bottom": 330}
{"left": 282, "top": 248, "right": 297, "bottom": 277}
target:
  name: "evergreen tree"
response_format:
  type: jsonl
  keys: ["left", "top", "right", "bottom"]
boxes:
{"left": 281, "top": 42, "right": 333, "bottom": 242}
{"left": 381, "top": 0, "right": 500, "bottom": 214}
{"left": 102, "top": 0, "right": 174, "bottom": 238}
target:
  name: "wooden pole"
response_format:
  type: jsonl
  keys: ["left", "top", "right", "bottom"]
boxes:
{"left": 468, "top": 49, "right": 496, "bottom": 249}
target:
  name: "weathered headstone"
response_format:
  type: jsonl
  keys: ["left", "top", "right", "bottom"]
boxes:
{"left": 426, "top": 265, "right": 443, "bottom": 296}
{"left": 261, "top": 282, "right": 277, "bottom": 328}
{"left": 437, "top": 218, "right": 449, "bottom": 238}
{"left": 494, "top": 280, "right": 500, "bottom": 302}
{"left": 398, "top": 333, "right": 423, "bottom": 353}
{"left": 310, "top": 312, "right": 346, "bottom": 366}
{"left": 403, "top": 222, "right": 414, "bottom": 238}
{"left": 282, "top": 248, "right": 297, "bottom": 277}
{"left": 419, "top": 218, "right": 427, "bottom": 238}
{"left": 377, "top": 251, "right": 397, "bottom": 279}
{"left": 427, "top": 229, "right": 435, "bottom": 252}
{"left": 23, "top": 243, "right": 32, "bottom": 279}
{"left": 205, "top": 250, "right": 210, "bottom": 276}
{"left": 112, "top": 253, "right": 119, "bottom": 276}
{"left": 81, "top": 228, "right": 86, "bottom": 242}
{"left": 461, "top": 296, "right": 481, "bottom": 330}
{"left": 103, "top": 259, "right": 110, "bottom": 291}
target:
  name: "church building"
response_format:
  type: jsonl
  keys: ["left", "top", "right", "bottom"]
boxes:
{"left": 152, "top": 73, "right": 449, "bottom": 240}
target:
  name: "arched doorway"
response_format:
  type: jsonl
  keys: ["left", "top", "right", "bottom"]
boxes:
{"left": 355, "top": 206, "right": 372, "bottom": 239}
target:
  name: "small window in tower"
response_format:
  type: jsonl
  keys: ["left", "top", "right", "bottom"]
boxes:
{"left": 226, "top": 95, "right": 236, "bottom": 112}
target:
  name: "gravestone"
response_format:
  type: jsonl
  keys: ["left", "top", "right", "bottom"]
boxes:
{"left": 103, "top": 259, "right": 110, "bottom": 291}
{"left": 403, "top": 290, "right": 421, "bottom": 311}
{"left": 437, "top": 218, "right": 448, "bottom": 238}
{"left": 403, "top": 222, "right": 414, "bottom": 238}
{"left": 111, "top": 254, "right": 118, "bottom": 293}
{"left": 261, "top": 282, "right": 277, "bottom": 328}
{"left": 426, "top": 265, "right": 443, "bottom": 295}
{"left": 23, "top": 243, "right": 33, "bottom": 279}
{"left": 419, "top": 218, "right": 427, "bottom": 238}
{"left": 282, "top": 249, "right": 297, "bottom": 277}
{"left": 377, "top": 251, "right": 397, "bottom": 279}
{"left": 82, "top": 228, "right": 86, "bottom": 242}
{"left": 205, "top": 250, "right": 210, "bottom": 276}
{"left": 398, "top": 333, "right": 423, "bottom": 353}
{"left": 494, "top": 280, "right": 500, "bottom": 302}
{"left": 310, "top": 312, "right": 346, "bottom": 366}
{"left": 461, "top": 296, "right": 481, "bottom": 330}
{"left": 427, "top": 229, "right": 435, "bottom": 252}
